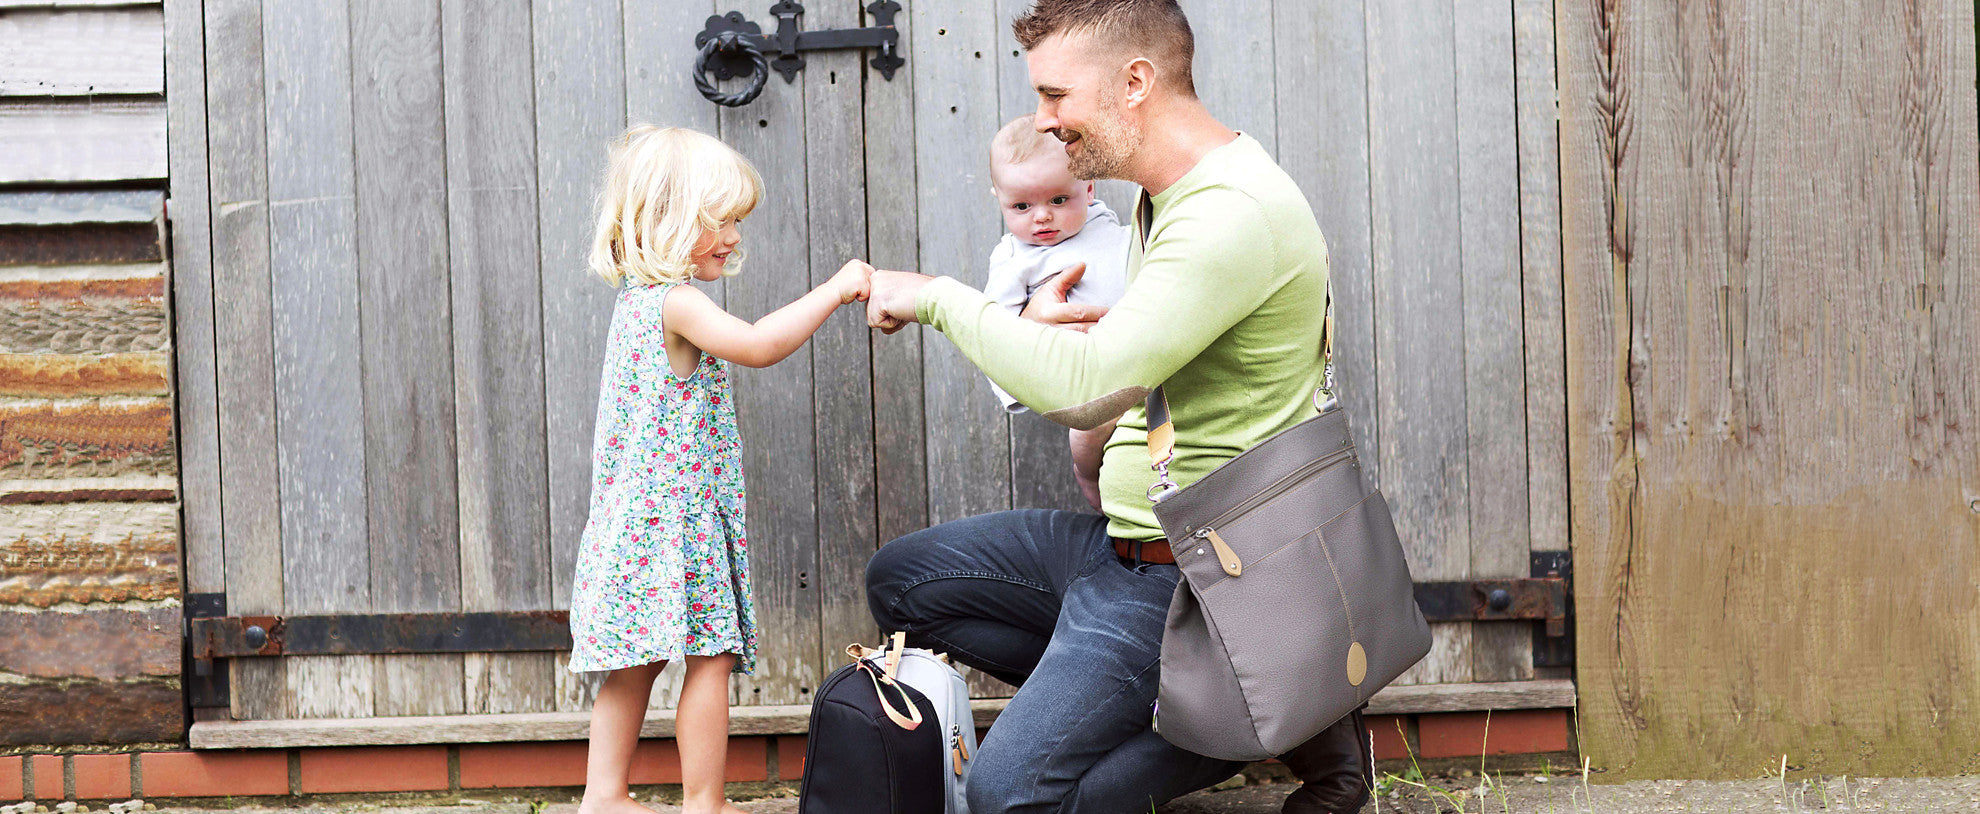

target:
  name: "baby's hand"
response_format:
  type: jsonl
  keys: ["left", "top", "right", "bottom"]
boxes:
{"left": 832, "top": 259, "right": 874, "bottom": 304}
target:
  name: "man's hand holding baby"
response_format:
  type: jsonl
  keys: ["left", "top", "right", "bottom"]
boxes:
{"left": 1019, "top": 262, "right": 1109, "bottom": 332}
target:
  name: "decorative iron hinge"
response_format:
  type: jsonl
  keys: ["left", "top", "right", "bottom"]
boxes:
{"left": 694, "top": 1, "right": 905, "bottom": 107}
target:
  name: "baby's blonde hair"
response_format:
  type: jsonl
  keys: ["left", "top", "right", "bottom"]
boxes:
{"left": 590, "top": 125, "right": 763, "bottom": 287}
{"left": 989, "top": 114, "right": 1064, "bottom": 177}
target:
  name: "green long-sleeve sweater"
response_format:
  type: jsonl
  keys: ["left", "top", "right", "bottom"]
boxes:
{"left": 915, "top": 134, "right": 1331, "bottom": 541}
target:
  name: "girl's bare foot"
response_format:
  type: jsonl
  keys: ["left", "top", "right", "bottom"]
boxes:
{"left": 577, "top": 794, "right": 655, "bottom": 814}
{"left": 677, "top": 802, "right": 748, "bottom": 814}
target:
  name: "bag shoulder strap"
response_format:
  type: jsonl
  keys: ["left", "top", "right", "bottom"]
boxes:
{"left": 1137, "top": 192, "right": 1335, "bottom": 501}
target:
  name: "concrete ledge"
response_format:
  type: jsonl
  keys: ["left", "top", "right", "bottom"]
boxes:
{"left": 190, "top": 680, "right": 1575, "bottom": 749}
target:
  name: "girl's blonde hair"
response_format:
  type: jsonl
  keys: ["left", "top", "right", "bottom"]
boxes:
{"left": 589, "top": 125, "right": 764, "bottom": 287}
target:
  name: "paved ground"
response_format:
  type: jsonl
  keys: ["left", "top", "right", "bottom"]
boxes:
{"left": 97, "top": 772, "right": 1979, "bottom": 814}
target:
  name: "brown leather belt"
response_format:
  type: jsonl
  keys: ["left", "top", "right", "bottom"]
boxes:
{"left": 1112, "top": 536, "right": 1176, "bottom": 565}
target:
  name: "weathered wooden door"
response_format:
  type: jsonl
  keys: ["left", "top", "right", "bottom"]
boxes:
{"left": 172, "top": 0, "right": 1569, "bottom": 729}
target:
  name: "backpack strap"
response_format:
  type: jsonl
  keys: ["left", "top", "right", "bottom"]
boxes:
{"left": 856, "top": 659, "right": 924, "bottom": 731}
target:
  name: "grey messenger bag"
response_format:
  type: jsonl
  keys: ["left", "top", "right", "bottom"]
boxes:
{"left": 1138, "top": 198, "right": 1431, "bottom": 762}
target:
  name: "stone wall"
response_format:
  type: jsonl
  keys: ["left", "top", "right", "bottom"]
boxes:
{"left": 0, "top": 193, "right": 183, "bottom": 747}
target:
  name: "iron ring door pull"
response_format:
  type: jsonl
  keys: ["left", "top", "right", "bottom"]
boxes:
{"left": 695, "top": 30, "right": 770, "bottom": 108}
{"left": 692, "top": 2, "right": 904, "bottom": 107}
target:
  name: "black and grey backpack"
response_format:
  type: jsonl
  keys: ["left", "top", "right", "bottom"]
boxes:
{"left": 797, "top": 636, "right": 952, "bottom": 813}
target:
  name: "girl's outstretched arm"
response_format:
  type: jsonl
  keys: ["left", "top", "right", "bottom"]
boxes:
{"left": 663, "top": 260, "right": 872, "bottom": 369}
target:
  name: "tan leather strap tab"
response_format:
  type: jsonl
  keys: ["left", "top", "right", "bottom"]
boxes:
{"left": 884, "top": 631, "right": 905, "bottom": 678}
{"left": 858, "top": 661, "right": 923, "bottom": 730}
{"left": 1146, "top": 420, "right": 1175, "bottom": 467}
{"left": 1324, "top": 298, "right": 1334, "bottom": 361}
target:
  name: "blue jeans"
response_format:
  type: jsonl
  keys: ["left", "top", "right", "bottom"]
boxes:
{"left": 865, "top": 510, "right": 1246, "bottom": 813}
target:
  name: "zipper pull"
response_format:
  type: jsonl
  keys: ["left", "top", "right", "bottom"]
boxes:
{"left": 1203, "top": 528, "right": 1242, "bottom": 577}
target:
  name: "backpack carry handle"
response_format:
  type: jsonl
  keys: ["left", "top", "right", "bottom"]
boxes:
{"left": 856, "top": 659, "right": 924, "bottom": 731}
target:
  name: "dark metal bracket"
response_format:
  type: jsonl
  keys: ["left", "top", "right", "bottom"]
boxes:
{"left": 695, "top": 1, "right": 904, "bottom": 106}
{"left": 1530, "top": 551, "right": 1575, "bottom": 668}
{"left": 189, "top": 611, "right": 573, "bottom": 659}
{"left": 1413, "top": 576, "right": 1567, "bottom": 630}
{"left": 184, "top": 592, "right": 231, "bottom": 709}
{"left": 1413, "top": 553, "right": 1573, "bottom": 667}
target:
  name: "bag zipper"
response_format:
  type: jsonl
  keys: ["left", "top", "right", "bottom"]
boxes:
{"left": 950, "top": 723, "right": 970, "bottom": 775}
{"left": 1192, "top": 445, "right": 1357, "bottom": 535}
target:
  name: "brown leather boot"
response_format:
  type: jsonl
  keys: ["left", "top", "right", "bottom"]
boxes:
{"left": 1278, "top": 706, "right": 1374, "bottom": 814}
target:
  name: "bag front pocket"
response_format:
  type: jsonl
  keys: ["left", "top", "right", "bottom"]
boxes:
{"left": 1187, "top": 520, "right": 1358, "bottom": 752}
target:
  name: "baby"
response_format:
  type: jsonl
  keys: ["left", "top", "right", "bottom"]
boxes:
{"left": 982, "top": 114, "right": 1131, "bottom": 510}
{"left": 982, "top": 113, "right": 1130, "bottom": 414}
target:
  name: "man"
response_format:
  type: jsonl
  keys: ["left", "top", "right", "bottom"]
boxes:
{"left": 864, "top": 1, "right": 1371, "bottom": 811}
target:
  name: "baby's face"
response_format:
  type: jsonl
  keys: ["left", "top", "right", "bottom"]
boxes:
{"left": 992, "top": 156, "right": 1093, "bottom": 247}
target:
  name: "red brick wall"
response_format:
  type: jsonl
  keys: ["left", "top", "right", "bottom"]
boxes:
{"left": 0, "top": 711, "right": 1576, "bottom": 801}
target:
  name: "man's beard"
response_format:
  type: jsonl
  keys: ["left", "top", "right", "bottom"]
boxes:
{"left": 1061, "top": 104, "right": 1139, "bottom": 181}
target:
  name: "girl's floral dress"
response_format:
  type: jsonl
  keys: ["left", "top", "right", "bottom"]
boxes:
{"left": 568, "top": 281, "right": 756, "bottom": 674}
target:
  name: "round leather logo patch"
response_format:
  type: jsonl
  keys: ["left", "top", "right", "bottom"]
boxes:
{"left": 1347, "top": 642, "right": 1368, "bottom": 686}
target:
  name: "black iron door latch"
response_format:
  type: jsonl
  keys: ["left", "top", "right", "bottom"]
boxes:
{"left": 695, "top": 1, "right": 905, "bottom": 107}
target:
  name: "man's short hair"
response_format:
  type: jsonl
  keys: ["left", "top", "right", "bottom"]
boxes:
{"left": 1012, "top": 0, "right": 1196, "bottom": 98}
{"left": 989, "top": 114, "right": 1061, "bottom": 172}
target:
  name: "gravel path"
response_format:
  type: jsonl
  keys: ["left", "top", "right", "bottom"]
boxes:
{"left": 102, "top": 772, "right": 1980, "bottom": 814}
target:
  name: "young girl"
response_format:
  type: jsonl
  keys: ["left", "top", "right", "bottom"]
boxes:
{"left": 567, "top": 125, "right": 871, "bottom": 814}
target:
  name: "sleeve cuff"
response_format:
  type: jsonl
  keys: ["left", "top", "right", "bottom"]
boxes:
{"left": 914, "top": 275, "right": 979, "bottom": 326}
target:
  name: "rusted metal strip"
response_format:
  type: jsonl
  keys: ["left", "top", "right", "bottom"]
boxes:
{"left": 1412, "top": 577, "right": 1569, "bottom": 633}
{"left": 188, "top": 611, "right": 573, "bottom": 659}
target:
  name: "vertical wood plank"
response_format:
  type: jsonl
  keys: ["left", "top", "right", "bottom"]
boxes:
{"left": 1180, "top": 0, "right": 1276, "bottom": 155}
{"left": 622, "top": 0, "right": 720, "bottom": 713}
{"left": 1007, "top": 412, "right": 1084, "bottom": 512}
{"left": 167, "top": 0, "right": 224, "bottom": 596}
{"left": 1365, "top": 0, "right": 1471, "bottom": 685}
{"left": 1556, "top": 0, "right": 1631, "bottom": 753}
{"left": 993, "top": 0, "right": 1086, "bottom": 517}
{"left": 1513, "top": 0, "right": 1568, "bottom": 684}
{"left": 351, "top": 0, "right": 464, "bottom": 716}
{"left": 204, "top": 0, "right": 285, "bottom": 720}
{"left": 806, "top": 0, "right": 881, "bottom": 680}
{"left": 866, "top": 0, "right": 927, "bottom": 555}
{"left": 1276, "top": 0, "right": 1379, "bottom": 483}
{"left": 1513, "top": 0, "right": 1567, "bottom": 559}
{"left": 715, "top": 0, "right": 820, "bottom": 708}
{"left": 1454, "top": 0, "right": 1532, "bottom": 683}
{"left": 913, "top": 0, "right": 1009, "bottom": 526}
{"left": 532, "top": 0, "right": 625, "bottom": 712}
{"left": 443, "top": 0, "right": 557, "bottom": 715}
{"left": 623, "top": 0, "right": 718, "bottom": 131}
{"left": 534, "top": 0, "right": 626, "bottom": 612}
{"left": 263, "top": 0, "right": 372, "bottom": 717}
